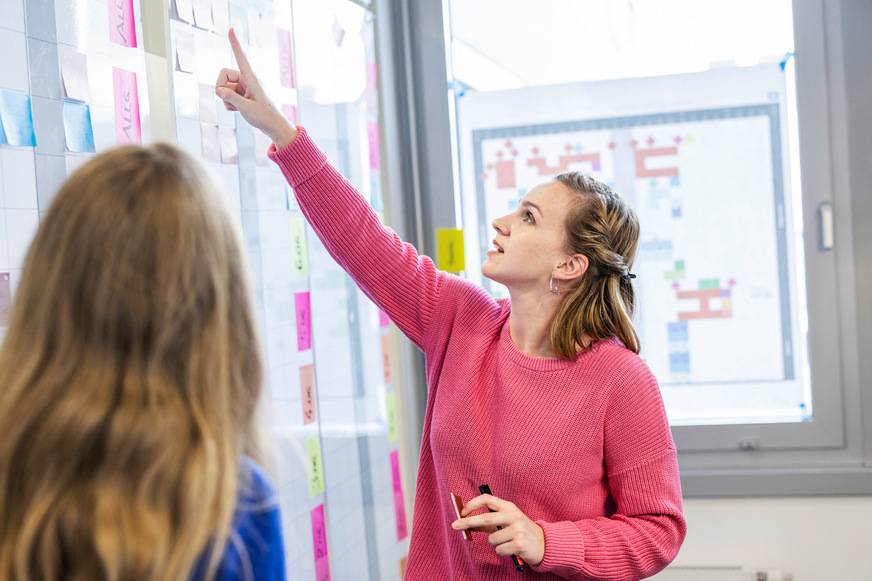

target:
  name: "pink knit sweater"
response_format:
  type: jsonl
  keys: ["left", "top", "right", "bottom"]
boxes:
{"left": 269, "top": 128, "right": 686, "bottom": 581}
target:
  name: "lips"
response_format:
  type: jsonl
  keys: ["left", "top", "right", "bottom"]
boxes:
{"left": 492, "top": 239, "right": 504, "bottom": 253}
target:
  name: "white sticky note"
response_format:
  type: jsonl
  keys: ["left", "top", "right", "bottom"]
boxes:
{"left": 5, "top": 209, "right": 40, "bottom": 269}
{"left": 175, "top": 29, "right": 195, "bottom": 73}
{"left": 192, "top": 0, "right": 212, "bottom": 30}
{"left": 60, "top": 47, "right": 91, "bottom": 102}
{"left": 198, "top": 82, "right": 217, "bottom": 123}
{"left": 200, "top": 122, "right": 220, "bottom": 163}
{"left": 219, "top": 126, "right": 237, "bottom": 164}
{"left": 172, "top": 0, "right": 193, "bottom": 23}
{"left": 1, "top": 149, "right": 38, "bottom": 210}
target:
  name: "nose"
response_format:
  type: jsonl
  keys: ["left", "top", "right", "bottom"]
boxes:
{"left": 492, "top": 215, "right": 509, "bottom": 235}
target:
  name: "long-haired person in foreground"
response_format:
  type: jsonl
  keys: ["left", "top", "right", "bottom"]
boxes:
{"left": 217, "top": 29, "right": 684, "bottom": 581}
{"left": 0, "top": 144, "right": 285, "bottom": 580}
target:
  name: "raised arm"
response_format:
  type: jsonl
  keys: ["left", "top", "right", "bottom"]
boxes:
{"left": 215, "top": 30, "right": 472, "bottom": 350}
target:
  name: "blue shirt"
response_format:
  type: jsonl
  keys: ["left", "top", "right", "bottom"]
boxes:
{"left": 191, "top": 458, "right": 286, "bottom": 581}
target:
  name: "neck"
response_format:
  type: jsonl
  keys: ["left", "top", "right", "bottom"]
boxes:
{"left": 507, "top": 288, "right": 562, "bottom": 359}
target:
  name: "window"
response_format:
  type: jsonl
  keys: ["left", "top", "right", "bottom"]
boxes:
{"left": 404, "top": 0, "right": 872, "bottom": 492}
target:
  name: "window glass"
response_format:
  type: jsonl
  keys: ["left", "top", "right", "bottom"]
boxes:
{"left": 447, "top": 0, "right": 811, "bottom": 427}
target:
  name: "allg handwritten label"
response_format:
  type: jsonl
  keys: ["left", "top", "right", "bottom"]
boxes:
{"left": 109, "top": 0, "right": 137, "bottom": 47}
{"left": 112, "top": 67, "right": 141, "bottom": 144}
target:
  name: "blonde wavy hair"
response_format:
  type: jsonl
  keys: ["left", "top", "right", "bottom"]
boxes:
{"left": 0, "top": 144, "right": 263, "bottom": 580}
{"left": 551, "top": 172, "right": 641, "bottom": 358}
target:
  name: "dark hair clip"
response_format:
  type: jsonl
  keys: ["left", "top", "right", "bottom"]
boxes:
{"left": 620, "top": 272, "right": 636, "bottom": 285}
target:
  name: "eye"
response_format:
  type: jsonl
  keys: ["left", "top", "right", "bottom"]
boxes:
{"left": 523, "top": 212, "right": 534, "bottom": 223}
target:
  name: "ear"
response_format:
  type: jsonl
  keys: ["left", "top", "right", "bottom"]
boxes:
{"left": 554, "top": 254, "right": 588, "bottom": 283}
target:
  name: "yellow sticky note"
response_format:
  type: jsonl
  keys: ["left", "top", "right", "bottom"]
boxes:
{"left": 436, "top": 228, "right": 465, "bottom": 273}
{"left": 386, "top": 391, "right": 397, "bottom": 443}
{"left": 290, "top": 216, "right": 309, "bottom": 277}
{"left": 305, "top": 435, "right": 325, "bottom": 497}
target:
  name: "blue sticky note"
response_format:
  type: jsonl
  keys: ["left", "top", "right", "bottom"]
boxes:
{"left": 62, "top": 100, "right": 96, "bottom": 153}
{"left": 0, "top": 90, "right": 37, "bottom": 147}
{"left": 0, "top": 114, "right": 6, "bottom": 144}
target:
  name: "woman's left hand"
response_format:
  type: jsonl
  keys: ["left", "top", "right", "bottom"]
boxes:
{"left": 452, "top": 493, "right": 545, "bottom": 566}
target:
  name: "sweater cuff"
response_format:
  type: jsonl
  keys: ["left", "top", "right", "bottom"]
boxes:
{"left": 266, "top": 126, "right": 328, "bottom": 188}
{"left": 530, "top": 520, "right": 585, "bottom": 576}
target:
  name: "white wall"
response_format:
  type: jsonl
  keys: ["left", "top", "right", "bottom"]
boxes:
{"left": 664, "top": 496, "right": 872, "bottom": 580}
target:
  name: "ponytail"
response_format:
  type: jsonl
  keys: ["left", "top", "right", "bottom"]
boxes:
{"left": 550, "top": 172, "right": 640, "bottom": 357}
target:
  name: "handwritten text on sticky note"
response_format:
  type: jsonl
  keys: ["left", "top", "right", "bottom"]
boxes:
{"left": 109, "top": 0, "right": 137, "bottom": 47}
{"left": 300, "top": 364, "right": 315, "bottom": 425}
{"left": 386, "top": 391, "right": 397, "bottom": 443}
{"left": 390, "top": 450, "right": 408, "bottom": 540}
{"left": 290, "top": 217, "right": 309, "bottom": 277}
{"left": 112, "top": 67, "right": 141, "bottom": 144}
{"left": 436, "top": 228, "right": 465, "bottom": 273}
{"left": 305, "top": 435, "right": 325, "bottom": 497}
{"left": 295, "top": 292, "right": 311, "bottom": 351}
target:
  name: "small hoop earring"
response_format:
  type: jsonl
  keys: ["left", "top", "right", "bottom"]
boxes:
{"left": 550, "top": 274, "right": 560, "bottom": 293}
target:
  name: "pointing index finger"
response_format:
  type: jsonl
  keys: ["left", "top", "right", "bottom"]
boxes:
{"left": 228, "top": 28, "right": 253, "bottom": 75}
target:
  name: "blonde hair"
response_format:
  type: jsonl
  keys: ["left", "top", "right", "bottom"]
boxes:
{"left": 550, "top": 172, "right": 641, "bottom": 358}
{"left": 0, "top": 144, "right": 263, "bottom": 580}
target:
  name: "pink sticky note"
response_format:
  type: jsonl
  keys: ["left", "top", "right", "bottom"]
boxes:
{"left": 367, "top": 120, "right": 380, "bottom": 170}
{"left": 390, "top": 450, "right": 408, "bottom": 540}
{"left": 300, "top": 364, "right": 316, "bottom": 424}
{"left": 295, "top": 291, "right": 311, "bottom": 351}
{"left": 112, "top": 67, "right": 141, "bottom": 144}
{"left": 378, "top": 309, "right": 389, "bottom": 327}
{"left": 281, "top": 104, "right": 296, "bottom": 124}
{"left": 365, "top": 62, "right": 377, "bottom": 89}
{"left": 311, "top": 504, "right": 331, "bottom": 580}
{"left": 277, "top": 28, "right": 295, "bottom": 88}
{"left": 109, "top": 0, "right": 137, "bottom": 47}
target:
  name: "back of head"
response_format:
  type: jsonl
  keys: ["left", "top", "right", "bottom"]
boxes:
{"left": 0, "top": 144, "right": 262, "bottom": 580}
{"left": 551, "top": 172, "right": 641, "bottom": 357}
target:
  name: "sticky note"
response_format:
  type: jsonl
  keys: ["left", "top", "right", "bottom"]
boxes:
{"left": 112, "top": 67, "right": 141, "bottom": 144}
{"left": 400, "top": 557, "right": 407, "bottom": 579}
{"left": 365, "top": 62, "right": 378, "bottom": 116}
{"left": 277, "top": 27, "right": 294, "bottom": 88}
{"left": 378, "top": 309, "right": 389, "bottom": 327}
{"left": 60, "top": 47, "right": 90, "bottom": 102}
{"left": 0, "top": 90, "right": 36, "bottom": 147}
{"left": 198, "top": 83, "right": 217, "bottom": 123}
{"left": 0, "top": 273, "right": 11, "bottom": 326}
{"left": 281, "top": 104, "right": 296, "bottom": 124}
{"left": 436, "top": 228, "right": 465, "bottom": 272}
{"left": 211, "top": 0, "right": 229, "bottom": 32}
{"left": 109, "top": 0, "right": 137, "bottom": 47}
{"left": 219, "top": 126, "right": 237, "bottom": 164}
{"left": 200, "top": 122, "right": 220, "bottom": 162}
{"left": 192, "top": 0, "right": 212, "bottom": 30}
{"left": 175, "top": 30, "right": 195, "bottom": 73}
{"left": 62, "top": 101, "right": 96, "bottom": 153}
{"left": 305, "top": 435, "right": 324, "bottom": 497}
{"left": 380, "top": 334, "right": 392, "bottom": 384}
{"left": 300, "top": 364, "right": 315, "bottom": 425}
{"left": 171, "top": 0, "right": 193, "bottom": 23}
{"left": 295, "top": 291, "right": 311, "bottom": 351}
{"left": 289, "top": 216, "right": 309, "bottom": 277}
{"left": 367, "top": 120, "right": 380, "bottom": 170}
{"left": 311, "top": 503, "right": 331, "bottom": 580}
{"left": 391, "top": 450, "right": 408, "bottom": 540}
{"left": 386, "top": 391, "right": 397, "bottom": 443}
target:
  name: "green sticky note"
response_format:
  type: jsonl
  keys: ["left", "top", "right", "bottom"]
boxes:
{"left": 305, "top": 435, "right": 325, "bottom": 497}
{"left": 386, "top": 391, "right": 397, "bottom": 443}
{"left": 290, "top": 216, "right": 309, "bottom": 277}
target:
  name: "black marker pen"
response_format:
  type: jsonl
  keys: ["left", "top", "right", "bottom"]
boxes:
{"left": 478, "top": 484, "right": 525, "bottom": 572}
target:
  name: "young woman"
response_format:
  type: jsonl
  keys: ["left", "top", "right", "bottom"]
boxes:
{"left": 217, "top": 29, "right": 685, "bottom": 581}
{"left": 0, "top": 144, "right": 285, "bottom": 580}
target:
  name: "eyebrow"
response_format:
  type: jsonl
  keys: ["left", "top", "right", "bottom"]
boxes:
{"left": 520, "top": 200, "right": 543, "bottom": 216}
